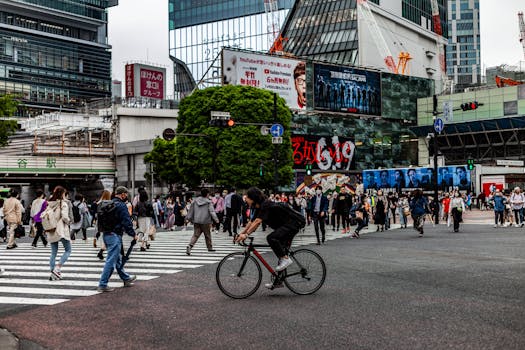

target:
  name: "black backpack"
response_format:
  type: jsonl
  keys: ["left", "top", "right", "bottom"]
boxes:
{"left": 279, "top": 203, "right": 306, "bottom": 229}
{"left": 72, "top": 203, "right": 81, "bottom": 223}
{"left": 97, "top": 200, "right": 118, "bottom": 233}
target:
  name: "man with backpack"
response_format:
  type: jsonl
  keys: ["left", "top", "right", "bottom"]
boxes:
{"left": 97, "top": 186, "right": 138, "bottom": 292}
{"left": 235, "top": 187, "right": 306, "bottom": 289}
{"left": 70, "top": 194, "right": 89, "bottom": 241}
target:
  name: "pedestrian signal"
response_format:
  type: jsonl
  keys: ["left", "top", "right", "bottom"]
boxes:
{"left": 467, "top": 158, "right": 474, "bottom": 170}
{"left": 305, "top": 162, "right": 312, "bottom": 176}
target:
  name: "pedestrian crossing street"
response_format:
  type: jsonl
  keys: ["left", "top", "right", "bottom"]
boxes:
{"left": 0, "top": 227, "right": 348, "bottom": 306}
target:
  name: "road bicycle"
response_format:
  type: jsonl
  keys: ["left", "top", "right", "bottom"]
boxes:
{"left": 216, "top": 236, "right": 326, "bottom": 299}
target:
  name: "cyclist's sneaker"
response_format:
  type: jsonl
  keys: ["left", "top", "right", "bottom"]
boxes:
{"left": 275, "top": 257, "right": 293, "bottom": 272}
{"left": 264, "top": 282, "right": 284, "bottom": 289}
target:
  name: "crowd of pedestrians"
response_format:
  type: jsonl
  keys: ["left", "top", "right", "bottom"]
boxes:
{"left": 0, "top": 182, "right": 523, "bottom": 290}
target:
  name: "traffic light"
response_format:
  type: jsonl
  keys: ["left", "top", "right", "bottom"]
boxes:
{"left": 461, "top": 101, "right": 479, "bottom": 111}
{"left": 467, "top": 158, "right": 475, "bottom": 170}
{"left": 305, "top": 162, "right": 312, "bottom": 176}
{"left": 209, "top": 118, "right": 235, "bottom": 127}
{"left": 259, "top": 162, "right": 264, "bottom": 177}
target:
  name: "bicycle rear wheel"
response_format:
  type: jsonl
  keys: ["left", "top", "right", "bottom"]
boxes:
{"left": 216, "top": 252, "right": 262, "bottom": 299}
{"left": 284, "top": 249, "right": 326, "bottom": 295}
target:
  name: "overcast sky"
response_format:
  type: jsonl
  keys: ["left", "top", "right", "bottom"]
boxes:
{"left": 108, "top": 0, "right": 525, "bottom": 96}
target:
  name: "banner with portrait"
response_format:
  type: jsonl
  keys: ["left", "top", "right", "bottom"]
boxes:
{"left": 292, "top": 134, "right": 356, "bottom": 171}
{"left": 222, "top": 49, "right": 306, "bottom": 110}
{"left": 313, "top": 63, "right": 381, "bottom": 116}
{"left": 363, "top": 166, "right": 471, "bottom": 193}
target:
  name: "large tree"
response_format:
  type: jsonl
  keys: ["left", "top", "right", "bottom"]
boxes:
{"left": 0, "top": 94, "right": 18, "bottom": 147}
{"left": 146, "top": 85, "right": 294, "bottom": 190}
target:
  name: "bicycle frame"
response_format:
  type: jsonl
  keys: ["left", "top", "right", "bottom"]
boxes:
{"left": 238, "top": 238, "right": 308, "bottom": 282}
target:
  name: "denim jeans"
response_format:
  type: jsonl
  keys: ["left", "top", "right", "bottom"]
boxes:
{"left": 50, "top": 238, "right": 71, "bottom": 271}
{"left": 98, "top": 233, "right": 131, "bottom": 288}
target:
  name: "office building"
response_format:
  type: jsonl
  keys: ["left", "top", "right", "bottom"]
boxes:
{"left": 169, "top": 0, "right": 295, "bottom": 100}
{"left": 446, "top": 0, "right": 481, "bottom": 91}
{"left": 0, "top": 0, "right": 118, "bottom": 114}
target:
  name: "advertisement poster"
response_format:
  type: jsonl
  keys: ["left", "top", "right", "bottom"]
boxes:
{"left": 313, "top": 63, "right": 381, "bottom": 116}
{"left": 292, "top": 135, "right": 356, "bottom": 171}
{"left": 125, "top": 64, "right": 134, "bottom": 97}
{"left": 222, "top": 49, "right": 306, "bottom": 110}
{"left": 481, "top": 175, "right": 505, "bottom": 196}
{"left": 363, "top": 166, "right": 471, "bottom": 192}
{"left": 139, "top": 68, "right": 165, "bottom": 99}
{"left": 124, "top": 63, "right": 166, "bottom": 100}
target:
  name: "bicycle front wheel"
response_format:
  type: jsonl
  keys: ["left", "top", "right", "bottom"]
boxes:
{"left": 284, "top": 249, "right": 326, "bottom": 295}
{"left": 216, "top": 252, "right": 262, "bottom": 299}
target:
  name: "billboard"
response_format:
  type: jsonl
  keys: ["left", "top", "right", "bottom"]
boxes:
{"left": 125, "top": 63, "right": 166, "bottom": 100}
{"left": 363, "top": 166, "right": 471, "bottom": 192}
{"left": 292, "top": 134, "right": 356, "bottom": 171}
{"left": 313, "top": 63, "right": 381, "bottom": 116}
{"left": 222, "top": 49, "right": 306, "bottom": 110}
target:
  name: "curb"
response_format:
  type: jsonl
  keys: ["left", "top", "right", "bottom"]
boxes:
{"left": 0, "top": 329, "right": 47, "bottom": 350}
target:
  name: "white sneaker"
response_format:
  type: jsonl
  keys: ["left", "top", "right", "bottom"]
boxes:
{"left": 514, "top": 224, "right": 520, "bottom": 228}
{"left": 493, "top": 224, "right": 498, "bottom": 228}
{"left": 264, "top": 282, "right": 284, "bottom": 289}
{"left": 275, "top": 257, "right": 293, "bottom": 272}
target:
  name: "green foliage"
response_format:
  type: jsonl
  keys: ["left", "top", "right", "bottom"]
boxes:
{"left": 174, "top": 85, "right": 294, "bottom": 189}
{"left": 0, "top": 95, "right": 18, "bottom": 147}
{"left": 144, "top": 138, "right": 179, "bottom": 186}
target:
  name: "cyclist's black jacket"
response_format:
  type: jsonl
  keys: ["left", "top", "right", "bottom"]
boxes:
{"left": 256, "top": 200, "right": 298, "bottom": 230}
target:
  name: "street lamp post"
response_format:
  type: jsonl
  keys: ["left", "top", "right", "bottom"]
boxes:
{"left": 432, "top": 132, "right": 440, "bottom": 225}
{"left": 432, "top": 95, "right": 440, "bottom": 225}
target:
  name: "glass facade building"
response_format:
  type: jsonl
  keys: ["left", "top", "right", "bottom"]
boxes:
{"left": 446, "top": 0, "right": 481, "bottom": 90}
{"left": 0, "top": 0, "right": 117, "bottom": 113}
{"left": 170, "top": 0, "right": 439, "bottom": 172}
{"left": 169, "top": 0, "right": 295, "bottom": 99}
{"left": 279, "top": 0, "right": 447, "bottom": 67}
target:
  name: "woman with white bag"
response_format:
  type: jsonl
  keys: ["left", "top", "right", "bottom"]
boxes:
{"left": 42, "top": 186, "right": 71, "bottom": 281}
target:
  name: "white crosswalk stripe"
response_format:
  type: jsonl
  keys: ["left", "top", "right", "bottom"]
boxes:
{"left": 0, "top": 226, "right": 355, "bottom": 306}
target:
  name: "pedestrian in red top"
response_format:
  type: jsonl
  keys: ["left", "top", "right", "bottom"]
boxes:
{"left": 442, "top": 192, "right": 451, "bottom": 223}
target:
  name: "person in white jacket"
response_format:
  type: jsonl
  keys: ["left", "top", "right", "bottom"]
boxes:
{"left": 45, "top": 186, "right": 71, "bottom": 281}
{"left": 449, "top": 192, "right": 466, "bottom": 233}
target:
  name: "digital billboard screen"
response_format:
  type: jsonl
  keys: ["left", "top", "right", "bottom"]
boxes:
{"left": 363, "top": 166, "right": 471, "bottom": 192}
{"left": 222, "top": 49, "right": 306, "bottom": 110}
{"left": 313, "top": 63, "right": 381, "bottom": 116}
{"left": 292, "top": 134, "right": 356, "bottom": 171}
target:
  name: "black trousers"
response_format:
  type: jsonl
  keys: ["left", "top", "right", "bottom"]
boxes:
{"left": 32, "top": 222, "right": 47, "bottom": 246}
{"left": 214, "top": 212, "right": 224, "bottom": 231}
{"left": 267, "top": 223, "right": 299, "bottom": 258}
{"left": 312, "top": 212, "right": 326, "bottom": 243}
{"left": 224, "top": 208, "right": 239, "bottom": 236}
{"left": 451, "top": 208, "right": 462, "bottom": 231}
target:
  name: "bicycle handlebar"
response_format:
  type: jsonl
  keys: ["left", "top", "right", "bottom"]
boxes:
{"left": 234, "top": 234, "right": 254, "bottom": 247}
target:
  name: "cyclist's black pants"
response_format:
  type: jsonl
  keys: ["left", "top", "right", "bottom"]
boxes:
{"left": 267, "top": 223, "right": 300, "bottom": 258}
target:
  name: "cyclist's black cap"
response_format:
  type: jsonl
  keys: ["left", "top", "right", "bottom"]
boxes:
{"left": 246, "top": 187, "right": 266, "bottom": 205}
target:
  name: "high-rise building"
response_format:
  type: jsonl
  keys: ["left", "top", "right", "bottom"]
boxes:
{"left": 169, "top": 0, "right": 295, "bottom": 100}
{"left": 0, "top": 0, "right": 118, "bottom": 114}
{"left": 280, "top": 0, "right": 447, "bottom": 81}
{"left": 169, "top": 0, "right": 441, "bottom": 171}
{"left": 446, "top": 0, "right": 481, "bottom": 91}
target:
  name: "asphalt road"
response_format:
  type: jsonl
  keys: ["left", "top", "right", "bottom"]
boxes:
{"left": 0, "top": 219, "right": 524, "bottom": 350}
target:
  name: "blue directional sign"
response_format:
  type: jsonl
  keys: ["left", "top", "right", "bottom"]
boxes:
{"left": 270, "top": 123, "right": 284, "bottom": 137}
{"left": 434, "top": 118, "right": 444, "bottom": 134}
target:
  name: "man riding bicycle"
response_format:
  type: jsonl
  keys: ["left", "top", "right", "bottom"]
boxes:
{"left": 235, "top": 187, "right": 305, "bottom": 288}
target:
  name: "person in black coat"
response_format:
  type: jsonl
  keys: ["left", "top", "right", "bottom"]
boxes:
{"left": 310, "top": 186, "right": 329, "bottom": 244}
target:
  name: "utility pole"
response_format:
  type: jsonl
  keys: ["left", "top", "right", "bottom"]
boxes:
{"left": 273, "top": 93, "right": 279, "bottom": 193}
{"left": 432, "top": 95, "right": 440, "bottom": 225}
